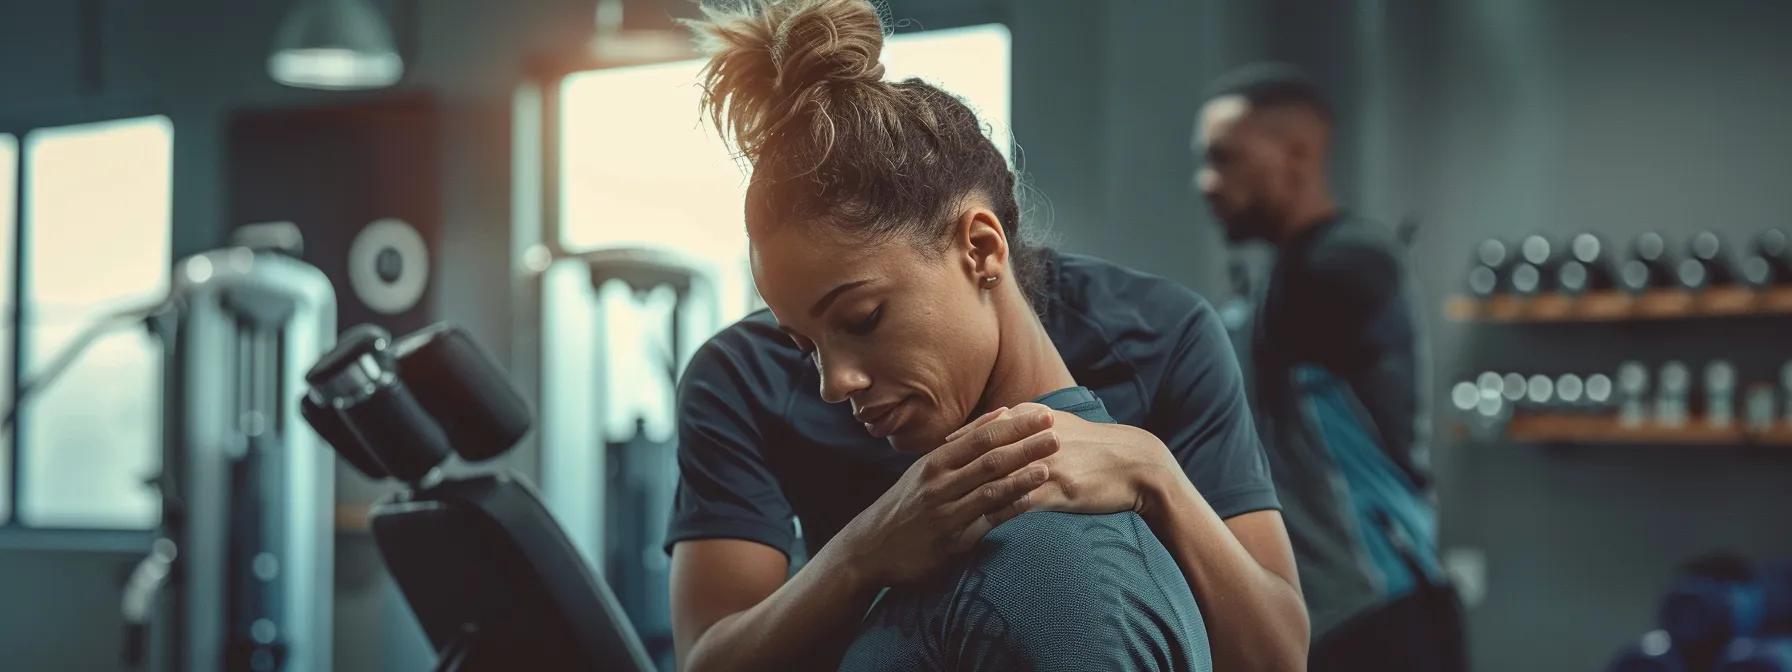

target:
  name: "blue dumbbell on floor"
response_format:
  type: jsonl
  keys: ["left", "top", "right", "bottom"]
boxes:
{"left": 1715, "top": 638, "right": 1792, "bottom": 672}
{"left": 1610, "top": 631, "right": 1687, "bottom": 672}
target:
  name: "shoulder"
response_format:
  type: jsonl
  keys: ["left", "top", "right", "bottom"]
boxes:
{"left": 1302, "top": 216, "right": 1402, "bottom": 279}
{"left": 681, "top": 309, "right": 806, "bottom": 409}
{"left": 1049, "top": 251, "right": 1215, "bottom": 333}
{"left": 1044, "top": 251, "right": 1226, "bottom": 401}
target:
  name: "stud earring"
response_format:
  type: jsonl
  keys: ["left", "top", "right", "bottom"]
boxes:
{"left": 981, "top": 274, "right": 1000, "bottom": 289}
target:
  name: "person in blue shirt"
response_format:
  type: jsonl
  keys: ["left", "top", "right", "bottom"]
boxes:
{"left": 667, "top": 1, "right": 1308, "bottom": 669}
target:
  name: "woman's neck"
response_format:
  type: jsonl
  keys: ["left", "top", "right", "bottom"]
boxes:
{"left": 978, "top": 293, "right": 1077, "bottom": 413}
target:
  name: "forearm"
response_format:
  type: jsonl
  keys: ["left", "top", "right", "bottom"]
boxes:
{"left": 1140, "top": 474, "right": 1310, "bottom": 671}
{"left": 681, "top": 543, "right": 880, "bottom": 672}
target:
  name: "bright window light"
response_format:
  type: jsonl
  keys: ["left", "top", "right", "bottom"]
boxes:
{"left": 18, "top": 116, "right": 172, "bottom": 529}
{"left": 0, "top": 133, "right": 14, "bottom": 524}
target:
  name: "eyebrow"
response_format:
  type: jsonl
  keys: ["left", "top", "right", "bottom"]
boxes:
{"left": 809, "top": 279, "right": 870, "bottom": 318}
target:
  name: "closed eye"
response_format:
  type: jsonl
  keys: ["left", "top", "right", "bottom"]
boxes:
{"left": 846, "top": 305, "right": 884, "bottom": 336}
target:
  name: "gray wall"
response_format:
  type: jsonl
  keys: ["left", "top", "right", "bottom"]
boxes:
{"left": 1377, "top": 2, "right": 1792, "bottom": 669}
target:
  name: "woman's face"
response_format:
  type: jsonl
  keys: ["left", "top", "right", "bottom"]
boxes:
{"left": 751, "top": 212, "right": 1007, "bottom": 453}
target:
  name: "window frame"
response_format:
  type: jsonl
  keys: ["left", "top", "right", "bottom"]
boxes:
{"left": 0, "top": 103, "right": 169, "bottom": 551}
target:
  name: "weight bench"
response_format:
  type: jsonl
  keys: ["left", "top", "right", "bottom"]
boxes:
{"left": 301, "top": 323, "right": 655, "bottom": 671}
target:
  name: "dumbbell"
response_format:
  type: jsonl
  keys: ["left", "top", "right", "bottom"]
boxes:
{"left": 1746, "top": 384, "right": 1778, "bottom": 433}
{"left": 1469, "top": 239, "right": 1512, "bottom": 297}
{"left": 1477, "top": 371, "right": 1508, "bottom": 419}
{"left": 1716, "top": 638, "right": 1792, "bottom": 672}
{"left": 1587, "top": 373, "right": 1615, "bottom": 412}
{"left": 1658, "top": 361, "right": 1692, "bottom": 428}
{"left": 1707, "top": 361, "right": 1737, "bottom": 428}
{"left": 1451, "top": 380, "right": 1479, "bottom": 413}
{"left": 1682, "top": 231, "right": 1737, "bottom": 289}
{"left": 1527, "top": 374, "right": 1555, "bottom": 407}
{"left": 1557, "top": 373, "right": 1586, "bottom": 409}
{"left": 1562, "top": 233, "right": 1618, "bottom": 294}
{"left": 1783, "top": 362, "right": 1792, "bottom": 422}
{"left": 1623, "top": 232, "right": 1679, "bottom": 292}
{"left": 1609, "top": 630, "right": 1687, "bottom": 672}
{"left": 1618, "top": 362, "right": 1651, "bottom": 426}
{"left": 1660, "top": 555, "right": 1766, "bottom": 670}
{"left": 1740, "top": 230, "right": 1791, "bottom": 288}
{"left": 1496, "top": 234, "right": 1563, "bottom": 296}
{"left": 1503, "top": 372, "right": 1529, "bottom": 405}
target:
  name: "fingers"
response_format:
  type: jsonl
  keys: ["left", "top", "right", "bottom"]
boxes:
{"left": 943, "top": 406, "right": 1009, "bottom": 445}
{"left": 951, "top": 468, "right": 1050, "bottom": 549}
{"left": 932, "top": 408, "right": 1056, "bottom": 470}
{"left": 980, "top": 480, "right": 1044, "bottom": 529}
{"left": 941, "top": 401, "right": 1051, "bottom": 446}
{"left": 940, "top": 428, "right": 1059, "bottom": 502}
{"left": 947, "top": 456, "right": 1048, "bottom": 518}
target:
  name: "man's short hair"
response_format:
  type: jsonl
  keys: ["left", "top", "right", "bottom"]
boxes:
{"left": 1204, "top": 63, "right": 1333, "bottom": 125}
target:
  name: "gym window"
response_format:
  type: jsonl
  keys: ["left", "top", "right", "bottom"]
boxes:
{"left": 0, "top": 115, "right": 173, "bottom": 533}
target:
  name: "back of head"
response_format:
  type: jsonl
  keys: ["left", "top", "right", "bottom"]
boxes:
{"left": 685, "top": 0, "right": 1036, "bottom": 288}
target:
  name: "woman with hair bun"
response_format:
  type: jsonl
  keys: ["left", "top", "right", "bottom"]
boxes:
{"left": 666, "top": 1, "right": 1309, "bottom": 669}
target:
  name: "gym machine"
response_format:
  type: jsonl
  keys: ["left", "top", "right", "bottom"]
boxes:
{"left": 538, "top": 246, "right": 719, "bottom": 668}
{"left": 121, "top": 230, "right": 338, "bottom": 672}
{"left": 300, "top": 321, "right": 655, "bottom": 671}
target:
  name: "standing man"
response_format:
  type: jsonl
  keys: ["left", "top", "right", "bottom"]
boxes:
{"left": 1193, "top": 63, "right": 1466, "bottom": 670}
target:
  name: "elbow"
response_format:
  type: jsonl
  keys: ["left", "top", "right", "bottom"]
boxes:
{"left": 676, "top": 625, "right": 724, "bottom": 672}
{"left": 1234, "top": 631, "right": 1309, "bottom": 672}
{"left": 1230, "top": 591, "right": 1310, "bottom": 672}
{"left": 1275, "top": 625, "right": 1312, "bottom": 672}
{"left": 679, "top": 641, "right": 735, "bottom": 672}
{"left": 679, "top": 652, "right": 716, "bottom": 672}
{"left": 1264, "top": 603, "right": 1311, "bottom": 672}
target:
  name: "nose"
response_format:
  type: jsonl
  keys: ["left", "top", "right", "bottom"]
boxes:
{"left": 815, "top": 349, "right": 870, "bottom": 405}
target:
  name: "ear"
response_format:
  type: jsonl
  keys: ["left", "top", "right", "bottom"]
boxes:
{"left": 953, "top": 206, "right": 1010, "bottom": 286}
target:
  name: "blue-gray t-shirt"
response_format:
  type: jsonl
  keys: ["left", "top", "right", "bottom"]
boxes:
{"left": 668, "top": 250, "right": 1279, "bottom": 559}
{"left": 839, "top": 386, "right": 1211, "bottom": 672}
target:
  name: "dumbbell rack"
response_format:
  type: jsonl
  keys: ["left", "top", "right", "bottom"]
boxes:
{"left": 1447, "top": 287, "right": 1792, "bottom": 324}
{"left": 1503, "top": 414, "right": 1792, "bottom": 447}
{"left": 1447, "top": 287, "right": 1792, "bottom": 448}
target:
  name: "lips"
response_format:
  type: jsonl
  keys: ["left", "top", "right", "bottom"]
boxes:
{"left": 855, "top": 399, "right": 907, "bottom": 439}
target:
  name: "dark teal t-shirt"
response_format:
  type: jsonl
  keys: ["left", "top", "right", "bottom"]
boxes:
{"left": 836, "top": 385, "right": 1211, "bottom": 672}
{"left": 669, "top": 250, "right": 1279, "bottom": 559}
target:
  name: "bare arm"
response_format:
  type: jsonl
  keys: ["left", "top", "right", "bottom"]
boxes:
{"left": 671, "top": 539, "right": 879, "bottom": 672}
{"left": 1140, "top": 476, "right": 1310, "bottom": 672}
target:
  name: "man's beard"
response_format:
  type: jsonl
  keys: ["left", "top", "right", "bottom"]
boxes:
{"left": 1218, "top": 199, "right": 1278, "bottom": 242}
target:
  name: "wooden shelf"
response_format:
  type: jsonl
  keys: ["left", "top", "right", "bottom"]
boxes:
{"left": 1445, "top": 287, "right": 1792, "bottom": 323}
{"left": 1504, "top": 413, "right": 1792, "bottom": 447}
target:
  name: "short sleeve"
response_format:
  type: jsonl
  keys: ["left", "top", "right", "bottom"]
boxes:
{"left": 1150, "top": 299, "right": 1281, "bottom": 520}
{"left": 664, "top": 334, "right": 797, "bottom": 558}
